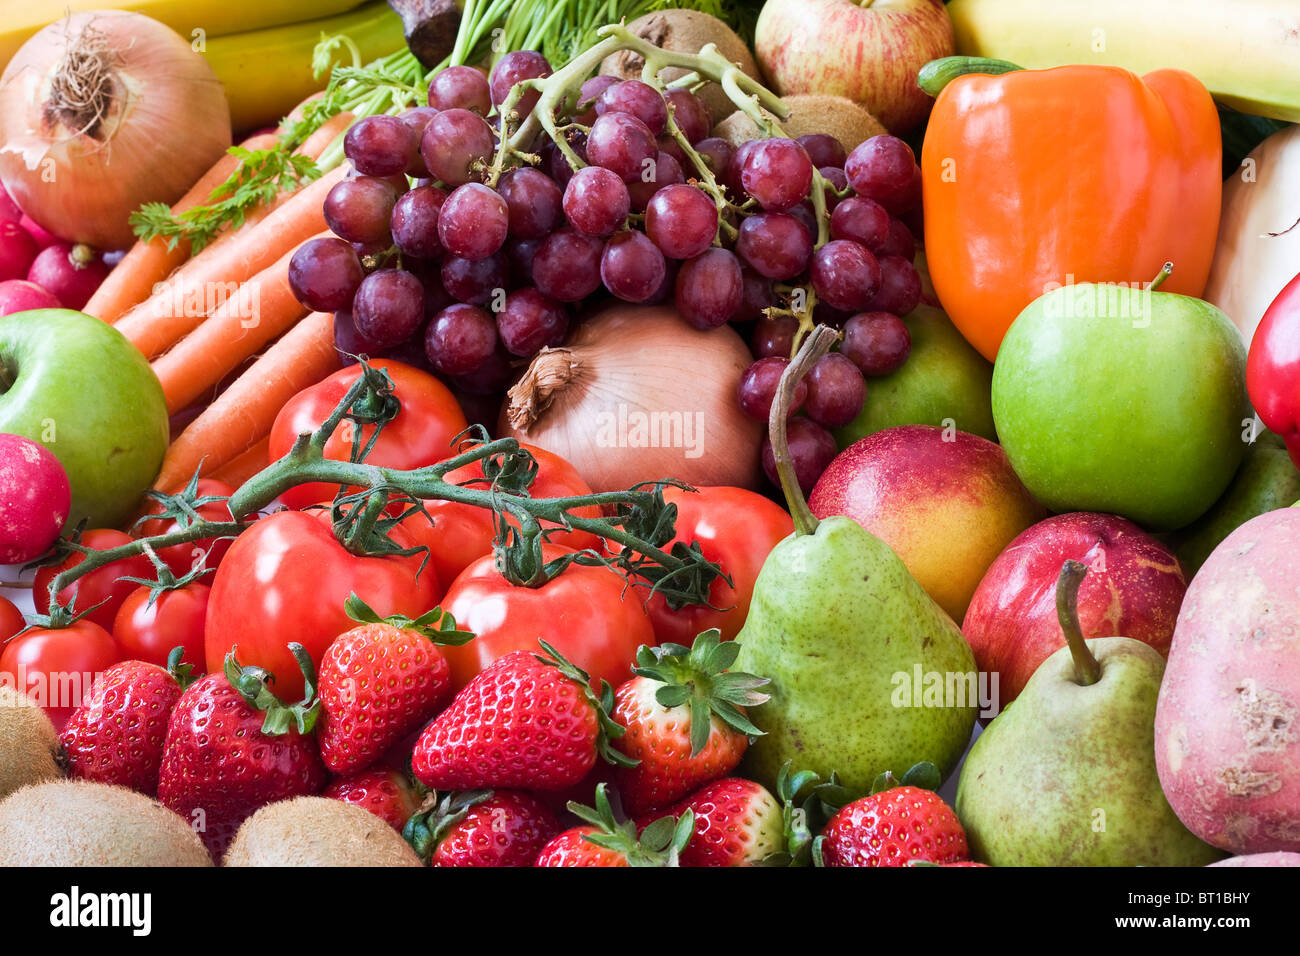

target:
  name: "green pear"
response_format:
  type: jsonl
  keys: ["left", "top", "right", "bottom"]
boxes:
{"left": 955, "top": 561, "right": 1225, "bottom": 866}
{"left": 734, "top": 326, "right": 978, "bottom": 795}
{"left": 834, "top": 302, "right": 996, "bottom": 446}
{"left": 1164, "top": 428, "right": 1300, "bottom": 577}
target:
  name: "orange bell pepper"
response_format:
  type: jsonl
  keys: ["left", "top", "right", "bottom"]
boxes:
{"left": 920, "top": 62, "right": 1221, "bottom": 361}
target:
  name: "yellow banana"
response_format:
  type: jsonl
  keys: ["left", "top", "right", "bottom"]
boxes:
{"left": 203, "top": 2, "right": 408, "bottom": 133}
{"left": 946, "top": 0, "right": 1300, "bottom": 122}
{"left": 0, "top": 0, "right": 371, "bottom": 73}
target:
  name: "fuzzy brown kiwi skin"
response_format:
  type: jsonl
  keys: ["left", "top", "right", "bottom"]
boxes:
{"left": 0, "top": 685, "right": 65, "bottom": 802}
{"left": 712, "top": 94, "right": 889, "bottom": 155}
{"left": 223, "top": 797, "right": 424, "bottom": 867}
{"left": 599, "top": 10, "right": 760, "bottom": 128}
{"left": 0, "top": 780, "right": 213, "bottom": 866}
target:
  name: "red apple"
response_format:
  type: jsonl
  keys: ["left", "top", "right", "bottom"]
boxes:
{"left": 809, "top": 424, "right": 1045, "bottom": 622}
{"left": 963, "top": 512, "right": 1187, "bottom": 717}
{"left": 754, "top": 0, "right": 954, "bottom": 134}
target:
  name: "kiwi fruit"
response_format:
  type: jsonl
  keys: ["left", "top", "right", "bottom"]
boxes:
{"left": 600, "top": 10, "right": 760, "bottom": 128}
{"left": 223, "top": 797, "right": 423, "bottom": 867}
{"left": 712, "top": 94, "right": 888, "bottom": 155}
{"left": 0, "top": 685, "right": 63, "bottom": 801}
{"left": 0, "top": 780, "right": 212, "bottom": 866}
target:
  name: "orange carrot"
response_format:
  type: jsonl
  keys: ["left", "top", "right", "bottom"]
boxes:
{"left": 153, "top": 310, "right": 338, "bottom": 491}
{"left": 84, "top": 132, "right": 280, "bottom": 323}
{"left": 207, "top": 437, "right": 272, "bottom": 490}
{"left": 114, "top": 166, "right": 345, "bottom": 360}
{"left": 150, "top": 235, "right": 329, "bottom": 416}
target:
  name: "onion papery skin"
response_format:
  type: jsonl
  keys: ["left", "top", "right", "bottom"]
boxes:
{"left": 501, "top": 305, "right": 764, "bottom": 492}
{"left": 0, "top": 11, "right": 231, "bottom": 250}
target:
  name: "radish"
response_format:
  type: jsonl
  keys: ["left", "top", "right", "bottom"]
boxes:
{"left": 19, "top": 215, "right": 59, "bottom": 252}
{"left": 0, "top": 434, "right": 71, "bottom": 563}
{"left": 0, "top": 280, "right": 60, "bottom": 316}
{"left": 0, "top": 221, "right": 37, "bottom": 281}
{"left": 0, "top": 185, "right": 20, "bottom": 224}
{"left": 26, "top": 244, "right": 107, "bottom": 311}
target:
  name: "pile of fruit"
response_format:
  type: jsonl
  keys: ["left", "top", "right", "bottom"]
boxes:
{"left": 1, "top": 0, "right": 1299, "bottom": 870}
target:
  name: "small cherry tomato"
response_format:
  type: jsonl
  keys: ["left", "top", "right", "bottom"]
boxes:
{"left": 113, "top": 583, "right": 210, "bottom": 671}
{"left": 0, "top": 620, "right": 123, "bottom": 731}
{"left": 33, "top": 529, "right": 155, "bottom": 632}
{"left": 138, "top": 479, "right": 239, "bottom": 575}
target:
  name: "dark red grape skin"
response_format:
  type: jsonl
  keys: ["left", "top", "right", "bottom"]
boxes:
{"left": 596, "top": 80, "right": 668, "bottom": 136}
{"left": 656, "top": 135, "right": 689, "bottom": 167}
{"left": 664, "top": 89, "right": 712, "bottom": 144}
{"left": 750, "top": 314, "right": 797, "bottom": 359}
{"left": 722, "top": 139, "right": 757, "bottom": 201}
{"left": 324, "top": 177, "right": 398, "bottom": 245}
{"left": 797, "top": 134, "right": 846, "bottom": 170}
{"left": 391, "top": 186, "right": 447, "bottom": 260}
{"left": 490, "top": 51, "right": 552, "bottom": 120}
{"left": 587, "top": 112, "right": 658, "bottom": 183}
{"left": 694, "top": 137, "right": 734, "bottom": 179}
{"left": 674, "top": 247, "right": 742, "bottom": 329}
{"left": 420, "top": 109, "right": 496, "bottom": 187}
{"left": 735, "top": 212, "right": 812, "bottom": 280}
{"left": 866, "top": 254, "right": 922, "bottom": 317}
{"left": 600, "top": 230, "right": 666, "bottom": 303}
{"left": 345, "top": 115, "right": 418, "bottom": 178}
{"left": 398, "top": 107, "right": 439, "bottom": 177}
{"left": 563, "top": 166, "right": 631, "bottom": 237}
{"left": 496, "top": 288, "right": 568, "bottom": 356}
{"left": 845, "top": 135, "right": 919, "bottom": 214}
{"left": 877, "top": 219, "right": 916, "bottom": 260}
{"left": 818, "top": 166, "right": 849, "bottom": 211}
{"left": 451, "top": 345, "right": 515, "bottom": 396}
{"left": 531, "top": 228, "right": 604, "bottom": 302}
{"left": 576, "top": 75, "right": 619, "bottom": 125}
{"left": 841, "top": 311, "right": 911, "bottom": 377}
{"left": 810, "top": 239, "right": 881, "bottom": 312}
{"left": 441, "top": 253, "right": 510, "bottom": 306}
{"left": 428, "top": 65, "right": 492, "bottom": 114}
{"left": 425, "top": 303, "right": 498, "bottom": 376}
{"left": 803, "top": 352, "right": 867, "bottom": 427}
{"left": 627, "top": 152, "right": 684, "bottom": 212}
{"left": 761, "top": 417, "right": 838, "bottom": 495}
{"left": 334, "top": 308, "right": 386, "bottom": 365}
{"left": 645, "top": 183, "right": 717, "bottom": 260}
{"left": 737, "top": 269, "right": 778, "bottom": 324}
{"left": 289, "top": 237, "right": 364, "bottom": 313}
{"left": 498, "top": 167, "right": 562, "bottom": 240}
{"left": 352, "top": 269, "right": 425, "bottom": 349}
{"left": 741, "top": 138, "right": 814, "bottom": 212}
{"left": 438, "top": 183, "right": 509, "bottom": 260}
{"left": 830, "top": 196, "right": 891, "bottom": 251}
{"left": 738, "top": 357, "right": 807, "bottom": 423}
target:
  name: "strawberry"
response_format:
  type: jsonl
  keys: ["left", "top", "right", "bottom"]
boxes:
{"left": 60, "top": 647, "right": 195, "bottom": 796}
{"left": 157, "top": 644, "right": 327, "bottom": 860}
{"left": 404, "top": 789, "right": 560, "bottom": 866}
{"left": 322, "top": 767, "right": 422, "bottom": 831}
{"left": 411, "top": 641, "right": 634, "bottom": 792}
{"left": 534, "top": 784, "right": 694, "bottom": 867}
{"left": 611, "top": 628, "right": 770, "bottom": 815}
{"left": 815, "top": 784, "right": 969, "bottom": 867}
{"left": 317, "top": 596, "right": 472, "bottom": 775}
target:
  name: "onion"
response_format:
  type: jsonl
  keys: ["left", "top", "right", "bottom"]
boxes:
{"left": 501, "top": 305, "right": 764, "bottom": 491}
{"left": 0, "top": 11, "right": 231, "bottom": 250}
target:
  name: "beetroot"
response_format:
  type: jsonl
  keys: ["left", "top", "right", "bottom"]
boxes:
{"left": 0, "top": 279, "right": 60, "bottom": 316}
{"left": 0, "top": 434, "right": 71, "bottom": 563}
{"left": 26, "top": 244, "right": 107, "bottom": 311}
{"left": 0, "top": 221, "right": 37, "bottom": 281}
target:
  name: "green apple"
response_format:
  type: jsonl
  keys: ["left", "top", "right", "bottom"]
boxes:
{"left": 991, "top": 281, "right": 1249, "bottom": 532}
{"left": 834, "top": 302, "right": 996, "bottom": 447}
{"left": 0, "top": 309, "right": 169, "bottom": 529}
{"left": 1165, "top": 428, "right": 1300, "bottom": 576}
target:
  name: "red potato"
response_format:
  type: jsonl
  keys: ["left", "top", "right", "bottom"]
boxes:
{"left": 1155, "top": 507, "right": 1300, "bottom": 855}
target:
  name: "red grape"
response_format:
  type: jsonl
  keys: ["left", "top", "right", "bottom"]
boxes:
{"left": 429, "top": 65, "right": 492, "bottom": 114}
{"left": 344, "top": 115, "right": 417, "bottom": 178}
{"left": 498, "top": 167, "right": 562, "bottom": 240}
{"left": 420, "top": 109, "right": 495, "bottom": 186}
{"left": 761, "top": 417, "right": 838, "bottom": 494}
{"left": 600, "top": 230, "right": 666, "bottom": 302}
{"left": 645, "top": 183, "right": 717, "bottom": 260}
{"left": 587, "top": 112, "right": 657, "bottom": 183}
{"left": 751, "top": 314, "right": 797, "bottom": 359}
{"left": 438, "top": 183, "right": 509, "bottom": 260}
{"left": 563, "top": 166, "right": 631, "bottom": 237}
{"left": 877, "top": 218, "right": 916, "bottom": 260}
{"left": 289, "top": 237, "right": 364, "bottom": 312}
{"left": 735, "top": 212, "right": 812, "bottom": 280}
{"left": 738, "top": 357, "right": 807, "bottom": 422}
{"left": 627, "top": 152, "right": 684, "bottom": 211}
{"left": 391, "top": 185, "right": 447, "bottom": 260}
{"left": 664, "top": 89, "right": 712, "bottom": 144}
{"left": 675, "top": 247, "right": 742, "bottom": 329}
{"left": 531, "top": 228, "right": 604, "bottom": 302}
{"left": 352, "top": 269, "right": 425, "bottom": 349}
{"left": 441, "top": 253, "right": 510, "bottom": 305}
{"left": 324, "top": 177, "right": 397, "bottom": 245}
{"left": 845, "top": 135, "right": 919, "bottom": 214}
{"left": 810, "top": 239, "right": 881, "bottom": 312}
{"left": 694, "top": 137, "right": 734, "bottom": 178}
{"left": 797, "top": 133, "right": 846, "bottom": 169}
{"left": 804, "top": 353, "right": 866, "bottom": 427}
{"left": 841, "top": 311, "right": 911, "bottom": 376}
{"left": 596, "top": 80, "right": 668, "bottom": 136}
{"left": 830, "top": 196, "right": 891, "bottom": 250}
{"left": 866, "top": 254, "right": 922, "bottom": 316}
{"left": 425, "top": 303, "right": 498, "bottom": 375}
{"left": 490, "top": 51, "right": 552, "bottom": 119}
{"left": 496, "top": 288, "right": 568, "bottom": 356}
{"left": 741, "top": 138, "right": 814, "bottom": 212}
{"left": 398, "top": 107, "right": 439, "bottom": 177}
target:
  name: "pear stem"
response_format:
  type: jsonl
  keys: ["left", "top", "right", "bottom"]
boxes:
{"left": 769, "top": 325, "right": 838, "bottom": 536}
{"left": 1147, "top": 261, "right": 1174, "bottom": 292}
{"left": 1056, "top": 560, "right": 1101, "bottom": 686}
